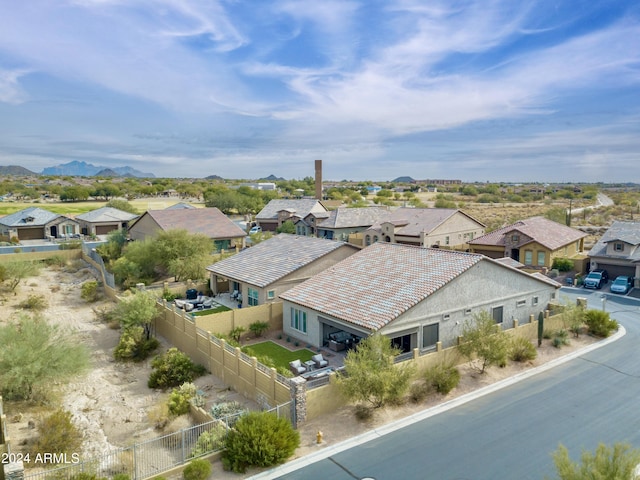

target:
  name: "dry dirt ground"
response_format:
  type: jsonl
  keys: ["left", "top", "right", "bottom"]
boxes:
{"left": 2, "top": 262, "right": 599, "bottom": 479}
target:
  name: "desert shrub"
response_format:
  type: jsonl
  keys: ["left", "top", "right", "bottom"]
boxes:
{"left": 114, "top": 327, "right": 159, "bottom": 361}
{"left": 409, "top": 382, "right": 430, "bottom": 403}
{"left": 222, "top": 412, "right": 300, "bottom": 473}
{"left": 542, "top": 329, "right": 553, "bottom": 339}
{"left": 509, "top": 337, "right": 538, "bottom": 362}
{"left": 550, "top": 442, "right": 640, "bottom": 480}
{"left": 249, "top": 321, "right": 269, "bottom": 337}
{"left": 148, "top": 348, "right": 206, "bottom": 389}
{"left": 210, "top": 401, "right": 247, "bottom": 426}
{"left": 93, "top": 306, "right": 120, "bottom": 329}
{"left": 551, "top": 257, "right": 574, "bottom": 272}
{"left": 43, "top": 255, "right": 67, "bottom": 268}
{"left": 112, "top": 475, "right": 130, "bottom": 480}
{"left": 229, "top": 326, "right": 246, "bottom": 343}
{"left": 552, "top": 329, "right": 570, "bottom": 348}
{"left": 162, "top": 290, "right": 179, "bottom": 302}
{"left": 584, "top": 309, "right": 618, "bottom": 337}
{"left": 457, "top": 312, "right": 509, "bottom": 373}
{"left": 17, "top": 294, "right": 48, "bottom": 310}
{"left": 68, "top": 474, "right": 103, "bottom": 480}
{"left": 190, "top": 422, "right": 228, "bottom": 458}
{"left": 423, "top": 362, "right": 460, "bottom": 394}
{"left": 182, "top": 458, "right": 211, "bottom": 480}
{"left": 81, "top": 280, "right": 100, "bottom": 302}
{"left": 59, "top": 240, "right": 82, "bottom": 250}
{"left": 31, "top": 409, "right": 82, "bottom": 462}
{"left": 167, "top": 382, "right": 197, "bottom": 416}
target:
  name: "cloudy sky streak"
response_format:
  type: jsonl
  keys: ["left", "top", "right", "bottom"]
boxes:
{"left": 0, "top": 0, "right": 638, "bottom": 181}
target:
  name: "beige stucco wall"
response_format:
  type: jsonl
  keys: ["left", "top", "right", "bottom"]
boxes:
{"left": 425, "top": 212, "right": 485, "bottom": 247}
{"left": 128, "top": 214, "right": 161, "bottom": 241}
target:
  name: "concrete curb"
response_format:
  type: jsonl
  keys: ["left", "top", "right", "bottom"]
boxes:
{"left": 248, "top": 325, "right": 626, "bottom": 479}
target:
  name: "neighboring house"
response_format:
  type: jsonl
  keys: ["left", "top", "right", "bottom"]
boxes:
{"left": 363, "top": 208, "right": 485, "bottom": 249}
{"left": 255, "top": 199, "right": 327, "bottom": 232}
{"left": 588, "top": 221, "right": 640, "bottom": 281}
{"left": 128, "top": 207, "right": 246, "bottom": 250}
{"left": 0, "top": 206, "right": 80, "bottom": 241}
{"left": 75, "top": 207, "right": 139, "bottom": 236}
{"left": 468, "top": 216, "right": 587, "bottom": 269}
{"left": 314, "top": 206, "right": 390, "bottom": 241}
{"left": 280, "top": 243, "right": 560, "bottom": 352}
{"left": 165, "top": 202, "right": 197, "bottom": 210}
{"left": 206, "top": 234, "right": 359, "bottom": 308}
{"left": 295, "top": 211, "right": 330, "bottom": 237}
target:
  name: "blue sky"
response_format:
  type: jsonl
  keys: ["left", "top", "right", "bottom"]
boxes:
{"left": 0, "top": 0, "right": 638, "bottom": 182}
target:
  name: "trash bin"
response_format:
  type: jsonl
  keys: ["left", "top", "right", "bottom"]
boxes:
{"left": 186, "top": 289, "right": 198, "bottom": 300}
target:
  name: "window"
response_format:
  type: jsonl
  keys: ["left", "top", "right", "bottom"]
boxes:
{"left": 615, "top": 243, "right": 624, "bottom": 252}
{"left": 442, "top": 313, "right": 450, "bottom": 321}
{"left": 464, "top": 308, "right": 472, "bottom": 316}
{"left": 422, "top": 323, "right": 439, "bottom": 349}
{"left": 365, "top": 235, "right": 371, "bottom": 246}
{"left": 492, "top": 306, "right": 504, "bottom": 324}
{"left": 511, "top": 234, "right": 519, "bottom": 243}
{"left": 373, "top": 236, "right": 379, "bottom": 243}
{"left": 445, "top": 236, "right": 450, "bottom": 245}
{"left": 532, "top": 296, "right": 539, "bottom": 306}
{"left": 537, "top": 251, "right": 546, "bottom": 266}
{"left": 517, "top": 299, "right": 526, "bottom": 308}
{"left": 267, "top": 290, "right": 275, "bottom": 300}
{"left": 64, "top": 224, "right": 74, "bottom": 234}
{"left": 248, "top": 288, "right": 259, "bottom": 306}
{"left": 524, "top": 250, "right": 533, "bottom": 265}
{"left": 290, "top": 308, "right": 307, "bottom": 333}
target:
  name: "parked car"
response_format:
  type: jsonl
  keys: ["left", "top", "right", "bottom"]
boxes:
{"left": 610, "top": 275, "right": 634, "bottom": 294}
{"left": 583, "top": 269, "right": 609, "bottom": 289}
{"left": 249, "top": 225, "right": 262, "bottom": 234}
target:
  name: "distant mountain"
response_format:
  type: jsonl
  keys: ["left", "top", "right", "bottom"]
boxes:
{"left": 205, "top": 174, "right": 224, "bottom": 180}
{"left": 393, "top": 176, "right": 416, "bottom": 183}
{"left": 41, "top": 161, "right": 155, "bottom": 178}
{"left": 262, "top": 174, "right": 285, "bottom": 181}
{"left": 0, "top": 165, "right": 38, "bottom": 176}
{"left": 95, "top": 168, "right": 120, "bottom": 177}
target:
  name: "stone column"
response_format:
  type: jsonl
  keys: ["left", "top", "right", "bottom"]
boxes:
{"left": 3, "top": 462, "right": 23, "bottom": 480}
{"left": 289, "top": 376, "right": 307, "bottom": 428}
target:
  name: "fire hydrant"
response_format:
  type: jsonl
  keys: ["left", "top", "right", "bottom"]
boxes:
{"left": 316, "top": 430, "right": 323, "bottom": 444}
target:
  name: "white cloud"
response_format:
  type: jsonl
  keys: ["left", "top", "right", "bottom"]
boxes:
{"left": 0, "top": 68, "right": 30, "bottom": 104}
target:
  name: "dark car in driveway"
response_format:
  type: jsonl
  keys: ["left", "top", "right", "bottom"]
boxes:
{"left": 610, "top": 275, "right": 634, "bottom": 294}
{"left": 583, "top": 269, "right": 609, "bottom": 289}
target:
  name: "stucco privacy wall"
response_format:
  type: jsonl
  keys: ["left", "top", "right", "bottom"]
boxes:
{"left": 305, "top": 309, "right": 569, "bottom": 421}
{"left": 0, "top": 248, "right": 80, "bottom": 263}
{"left": 155, "top": 300, "right": 290, "bottom": 408}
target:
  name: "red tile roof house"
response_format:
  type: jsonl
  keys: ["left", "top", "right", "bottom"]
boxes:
{"left": 280, "top": 242, "right": 560, "bottom": 353}
{"left": 127, "top": 207, "right": 246, "bottom": 251}
{"left": 362, "top": 208, "right": 485, "bottom": 249}
{"left": 468, "top": 216, "right": 587, "bottom": 271}
{"left": 206, "top": 234, "right": 359, "bottom": 308}
{"left": 255, "top": 199, "right": 327, "bottom": 232}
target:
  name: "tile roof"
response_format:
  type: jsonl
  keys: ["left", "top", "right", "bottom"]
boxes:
{"left": 0, "top": 207, "right": 60, "bottom": 227}
{"left": 494, "top": 257, "right": 525, "bottom": 269}
{"left": 469, "top": 216, "right": 586, "bottom": 250}
{"left": 589, "top": 221, "right": 640, "bottom": 261}
{"left": 142, "top": 208, "right": 246, "bottom": 239}
{"left": 207, "top": 234, "right": 354, "bottom": 287}
{"left": 75, "top": 207, "right": 139, "bottom": 223}
{"left": 317, "top": 207, "right": 390, "bottom": 229}
{"left": 368, "top": 208, "right": 483, "bottom": 236}
{"left": 165, "top": 202, "right": 197, "bottom": 210}
{"left": 256, "top": 199, "right": 325, "bottom": 220}
{"left": 280, "top": 243, "right": 484, "bottom": 331}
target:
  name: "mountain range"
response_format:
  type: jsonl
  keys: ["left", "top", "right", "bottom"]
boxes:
{"left": 41, "top": 161, "right": 155, "bottom": 178}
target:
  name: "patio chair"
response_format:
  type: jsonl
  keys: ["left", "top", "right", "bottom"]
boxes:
{"left": 289, "top": 359, "right": 306, "bottom": 375}
{"left": 311, "top": 354, "right": 328, "bottom": 369}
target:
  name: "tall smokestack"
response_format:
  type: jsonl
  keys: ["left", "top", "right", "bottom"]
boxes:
{"left": 315, "top": 159, "right": 322, "bottom": 200}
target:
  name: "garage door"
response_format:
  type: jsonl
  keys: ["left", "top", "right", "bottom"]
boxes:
{"left": 598, "top": 263, "right": 635, "bottom": 279}
{"left": 96, "top": 225, "right": 116, "bottom": 235}
{"left": 18, "top": 227, "right": 44, "bottom": 240}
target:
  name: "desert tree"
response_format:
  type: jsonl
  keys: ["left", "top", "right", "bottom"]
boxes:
{"left": 0, "top": 314, "right": 89, "bottom": 401}
{"left": 114, "top": 290, "right": 159, "bottom": 340}
{"left": 457, "top": 311, "right": 509, "bottom": 374}
{"left": 0, "top": 260, "right": 40, "bottom": 293}
{"left": 548, "top": 442, "right": 640, "bottom": 480}
{"left": 336, "top": 333, "right": 415, "bottom": 410}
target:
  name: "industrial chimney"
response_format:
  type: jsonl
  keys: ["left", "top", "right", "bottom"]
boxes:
{"left": 314, "top": 159, "right": 322, "bottom": 200}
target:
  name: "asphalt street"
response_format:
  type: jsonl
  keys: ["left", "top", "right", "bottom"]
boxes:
{"left": 258, "top": 288, "right": 640, "bottom": 480}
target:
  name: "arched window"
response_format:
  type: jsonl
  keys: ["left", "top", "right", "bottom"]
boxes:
{"left": 365, "top": 235, "right": 371, "bottom": 246}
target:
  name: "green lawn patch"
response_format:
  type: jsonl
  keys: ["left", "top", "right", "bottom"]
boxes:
{"left": 242, "top": 341, "right": 315, "bottom": 370}
{"left": 192, "top": 305, "right": 232, "bottom": 316}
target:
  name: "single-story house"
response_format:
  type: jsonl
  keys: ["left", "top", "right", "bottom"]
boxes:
{"left": 256, "top": 199, "right": 327, "bottom": 232}
{"left": 75, "top": 207, "right": 139, "bottom": 236}
{"left": 588, "top": 221, "right": 640, "bottom": 282}
{"left": 128, "top": 207, "right": 246, "bottom": 250}
{"left": 280, "top": 242, "right": 560, "bottom": 352}
{"left": 206, "top": 234, "right": 359, "bottom": 308}
{"left": 468, "top": 216, "right": 587, "bottom": 270}
{"left": 363, "top": 208, "right": 485, "bottom": 249}
{"left": 0, "top": 207, "right": 80, "bottom": 241}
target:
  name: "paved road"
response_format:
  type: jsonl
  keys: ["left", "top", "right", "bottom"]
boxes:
{"left": 263, "top": 289, "right": 640, "bottom": 480}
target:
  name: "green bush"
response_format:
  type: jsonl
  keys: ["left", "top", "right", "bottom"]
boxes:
{"left": 210, "top": 401, "right": 247, "bottom": 426}
{"left": 17, "top": 294, "right": 48, "bottom": 310}
{"left": 190, "top": 422, "right": 228, "bottom": 458}
{"left": 43, "top": 255, "right": 67, "bottom": 268}
{"left": 167, "top": 382, "right": 197, "bottom": 416}
{"left": 552, "top": 258, "right": 574, "bottom": 272}
{"left": 31, "top": 409, "right": 83, "bottom": 462}
{"left": 222, "top": 412, "right": 300, "bottom": 473}
{"left": 81, "top": 280, "right": 100, "bottom": 302}
{"left": 114, "top": 327, "right": 159, "bottom": 361}
{"left": 148, "top": 348, "right": 205, "bottom": 389}
{"left": 509, "top": 337, "right": 538, "bottom": 362}
{"left": 183, "top": 458, "right": 211, "bottom": 480}
{"left": 249, "top": 321, "right": 269, "bottom": 338}
{"left": 112, "top": 475, "right": 130, "bottom": 480}
{"left": 552, "top": 329, "right": 570, "bottom": 348}
{"left": 408, "top": 382, "right": 429, "bottom": 403}
{"left": 424, "top": 362, "right": 460, "bottom": 394}
{"left": 584, "top": 309, "right": 618, "bottom": 337}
